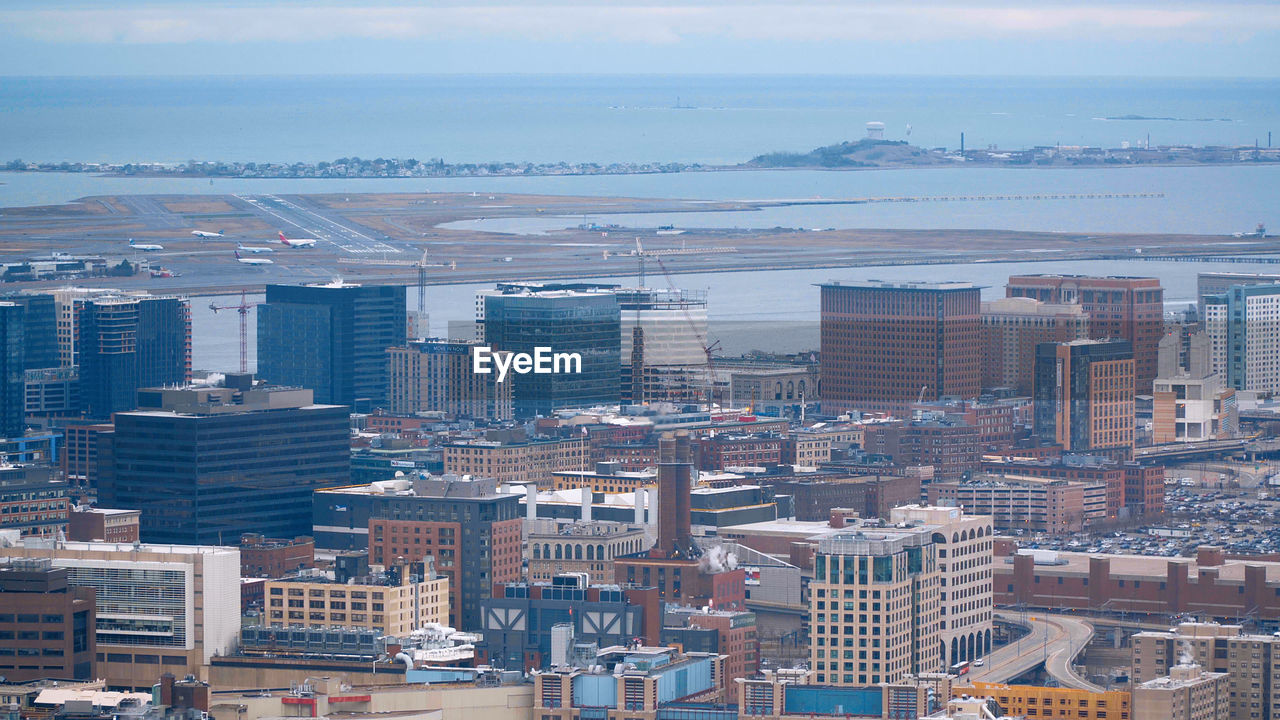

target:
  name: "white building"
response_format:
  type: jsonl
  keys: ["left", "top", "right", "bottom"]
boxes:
{"left": 890, "top": 505, "right": 995, "bottom": 668}
{"left": 1, "top": 539, "right": 240, "bottom": 691}
{"left": 1204, "top": 284, "right": 1280, "bottom": 394}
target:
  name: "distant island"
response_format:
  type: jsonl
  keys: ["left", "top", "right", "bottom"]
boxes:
{"left": 4, "top": 137, "right": 1277, "bottom": 179}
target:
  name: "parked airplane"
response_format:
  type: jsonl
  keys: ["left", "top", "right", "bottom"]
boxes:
{"left": 191, "top": 229, "right": 225, "bottom": 238}
{"left": 278, "top": 231, "right": 317, "bottom": 248}
{"left": 235, "top": 251, "right": 274, "bottom": 265}
{"left": 236, "top": 244, "right": 275, "bottom": 254}
{"left": 128, "top": 239, "right": 164, "bottom": 252}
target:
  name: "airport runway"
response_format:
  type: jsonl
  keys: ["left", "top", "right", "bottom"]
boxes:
{"left": 233, "top": 194, "right": 401, "bottom": 254}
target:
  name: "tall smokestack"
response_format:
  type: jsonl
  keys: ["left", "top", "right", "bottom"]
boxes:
{"left": 526, "top": 484, "right": 537, "bottom": 522}
{"left": 656, "top": 431, "right": 694, "bottom": 556}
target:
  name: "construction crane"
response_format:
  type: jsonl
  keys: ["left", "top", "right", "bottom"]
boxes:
{"left": 652, "top": 255, "right": 720, "bottom": 408}
{"left": 208, "top": 290, "right": 260, "bottom": 373}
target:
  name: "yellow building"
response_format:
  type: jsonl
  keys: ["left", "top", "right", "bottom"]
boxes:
{"left": 264, "top": 559, "right": 448, "bottom": 636}
{"left": 954, "top": 681, "right": 1131, "bottom": 720}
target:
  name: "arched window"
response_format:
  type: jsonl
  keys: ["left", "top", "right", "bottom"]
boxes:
{"left": 598, "top": 544, "right": 606, "bottom": 560}
{"left": 786, "top": 381, "right": 794, "bottom": 399}
{"left": 774, "top": 382, "right": 783, "bottom": 400}
{"left": 533, "top": 545, "right": 541, "bottom": 559}
{"left": 951, "top": 532, "right": 959, "bottom": 543}
{"left": 543, "top": 544, "right": 551, "bottom": 559}
{"left": 575, "top": 544, "right": 583, "bottom": 560}
{"left": 555, "top": 545, "right": 563, "bottom": 559}
{"left": 586, "top": 545, "right": 595, "bottom": 560}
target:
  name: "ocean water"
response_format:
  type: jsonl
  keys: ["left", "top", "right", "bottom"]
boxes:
{"left": 2, "top": 74, "right": 1278, "bottom": 369}
{"left": 3, "top": 75, "right": 1279, "bottom": 165}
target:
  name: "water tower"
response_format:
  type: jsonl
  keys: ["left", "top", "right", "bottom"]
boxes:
{"left": 866, "top": 121, "right": 885, "bottom": 140}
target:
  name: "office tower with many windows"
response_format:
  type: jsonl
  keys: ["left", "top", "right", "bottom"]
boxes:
{"left": 819, "top": 281, "right": 981, "bottom": 416}
{"left": 1006, "top": 275, "right": 1163, "bottom": 393}
{"left": 1034, "top": 339, "right": 1136, "bottom": 458}
{"left": 258, "top": 282, "right": 407, "bottom": 410}
{"left": 809, "top": 529, "right": 942, "bottom": 686}
{"left": 481, "top": 288, "right": 621, "bottom": 417}
{"left": 0, "top": 302, "right": 24, "bottom": 438}
{"left": 103, "top": 374, "right": 350, "bottom": 544}
{"left": 387, "top": 339, "right": 513, "bottom": 419}
{"left": 77, "top": 295, "right": 191, "bottom": 419}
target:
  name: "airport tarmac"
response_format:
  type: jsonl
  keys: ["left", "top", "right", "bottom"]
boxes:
{"left": 0, "top": 190, "right": 1270, "bottom": 296}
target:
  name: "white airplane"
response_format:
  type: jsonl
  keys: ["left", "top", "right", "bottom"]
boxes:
{"left": 278, "top": 231, "right": 317, "bottom": 248}
{"left": 191, "top": 229, "right": 225, "bottom": 238}
{"left": 128, "top": 239, "right": 164, "bottom": 252}
{"left": 235, "top": 251, "right": 274, "bottom": 265}
{"left": 236, "top": 243, "right": 275, "bottom": 254}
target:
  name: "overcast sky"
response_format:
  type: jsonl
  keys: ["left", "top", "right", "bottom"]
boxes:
{"left": 2, "top": 0, "right": 1278, "bottom": 77}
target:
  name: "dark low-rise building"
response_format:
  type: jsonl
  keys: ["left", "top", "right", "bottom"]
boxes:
{"left": 476, "top": 573, "right": 659, "bottom": 671}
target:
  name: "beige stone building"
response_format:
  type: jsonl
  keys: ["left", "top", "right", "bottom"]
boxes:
{"left": 889, "top": 505, "right": 994, "bottom": 668}
{"left": 809, "top": 528, "right": 942, "bottom": 685}
{"left": 526, "top": 518, "right": 650, "bottom": 584}
{"left": 1132, "top": 663, "right": 1229, "bottom": 720}
{"left": 264, "top": 560, "right": 448, "bottom": 636}
{"left": 444, "top": 436, "right": 587, "bottom": 487}
{"left": 1132, "top": 622, "right": 1275, "bottom": 720}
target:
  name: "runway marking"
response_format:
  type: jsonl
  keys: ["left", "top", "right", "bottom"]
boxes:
{"left": 233, "top": 193, "right": 401, "bottom": 255}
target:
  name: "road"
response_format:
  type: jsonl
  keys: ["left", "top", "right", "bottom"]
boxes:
{"left": 971, "top": 612, "right": 1100, "bottom": 691}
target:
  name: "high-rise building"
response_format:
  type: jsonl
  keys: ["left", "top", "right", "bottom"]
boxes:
{"left": 77, "top": 295, "right": 191, "bottom": 419}
{"left": 387, "top": 340, "right": 513, "bottom": 419}
{"left": 819, "top": 281, "right": 981, "bottom": 415}
{"left": 1132, "top": 663, "right": 1229, "bottom": 720}
{"left": 0, "top": 302, "right": 24, "bottom": 438}
{"left": 2, "top": 539, "right": 240, "bottom": 691}
{"left": 617, "top": 288, "right": 709, "bottom": 404}
{"left": 313, "top": 474, "right": 523, "bottom": 630}
{"left": 809, "top": 528, "right": 942, "bottom": 685}
{"left": 1204, "top": 283, "right": 1280, "bottom": 394}
{"left": 1132, "top": 623, "right": 1266, "bottom": 720}
{"left": 0, "top": 559, "right": 96, "bottom": 683}
{"left": 103, "top": 374, "right": 350, "bottom": 544}
{"left": 257, "top": 282, "right": 407, "bottom": 410}
{"left": 889, "top": 506, "right": 993, "bottom": 669}
{"left": 979, "top": 296, "right": 1089, "bottom": 395}
{"left": 480, "top": 288, "right": 621, "bottom": 416}
{"left": 1197, "top": 271, "right": 1280, "bottom": 312}
{"left": 1034, "top": 339, "right": 1135, "bottom": 458}
{"left": 0, "top": 293, "right": 57, "bottom": 370}
{"left": 1006, "top": 275, "right": 1164, "bottom": 393}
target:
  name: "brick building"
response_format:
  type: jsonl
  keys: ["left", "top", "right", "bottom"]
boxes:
{"left": 1007, "top": 274, "right": 1163, "bottom": 393}
{"left": 996, "top": 544, "right": 1280, "bottom": 623}
{"left": 1034, "top": 339, "right": 1136, "bottom": 460}
{"left": 820, "top": 281, "right": 981, "bottom": 415}
{"left": 979, "top": 297, "right": 1089, "bottom": 395}
{"left": 0, "top": 559, "right": 95, "bottom": 682}
{"left": 981, "top": 455, "right": 1164, "bottom": 519}
{"left": 67, "top": 507, "right": 140, "bottom": 543}
{"left": 239, "top": 534, "right": 315, "bottom": 579}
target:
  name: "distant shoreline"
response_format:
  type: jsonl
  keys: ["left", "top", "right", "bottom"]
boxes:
{"left": 5, "top": 138, "right": 1277, "bottom": 181}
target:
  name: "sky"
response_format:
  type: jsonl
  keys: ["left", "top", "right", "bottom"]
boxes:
{"left": 1, "top": 0, "right": 1278, "bottom": 77}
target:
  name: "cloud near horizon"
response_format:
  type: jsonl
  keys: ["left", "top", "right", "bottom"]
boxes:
{"left": 7, "top": 3, "right": 1280, "bottom": 46}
